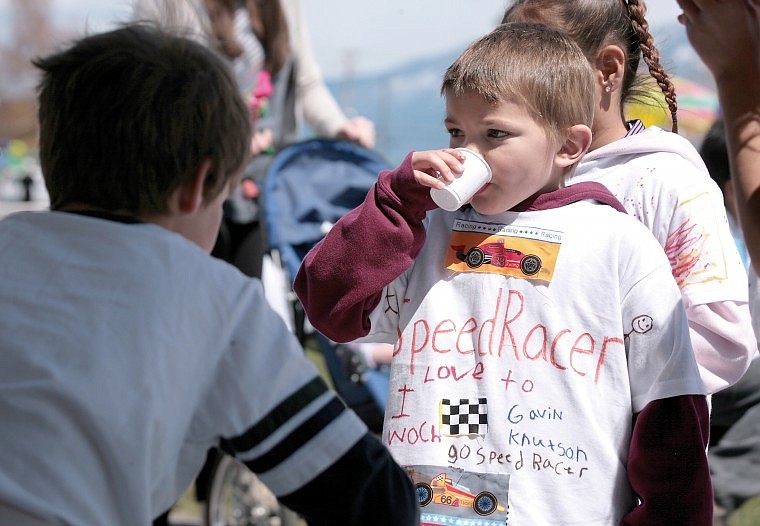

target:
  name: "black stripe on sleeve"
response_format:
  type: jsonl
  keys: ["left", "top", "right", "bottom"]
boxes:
{"left": 242, "top": 396, "right": 347, "bottom": 473}
{"left": 220, "top": 376, "right": 328, "bottom": 455}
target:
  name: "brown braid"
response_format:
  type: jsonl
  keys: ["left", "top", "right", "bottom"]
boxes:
{"left": 626, "top": 0, "right": 679, "bottom": 133}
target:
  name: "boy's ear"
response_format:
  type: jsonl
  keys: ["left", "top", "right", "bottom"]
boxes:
{"left": 554, "top": 125, "right": 592, "bottom": 168}
{"left": 176, "top": 158, "right": 213, "bottom": 214}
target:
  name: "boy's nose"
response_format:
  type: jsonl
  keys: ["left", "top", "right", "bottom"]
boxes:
{"left": 462, "top": 143, "right": 482, "bottom": 156}
{"left": 460, "top": 144, "right": 483, "bottom": 159}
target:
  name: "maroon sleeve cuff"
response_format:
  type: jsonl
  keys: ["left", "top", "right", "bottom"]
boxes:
{"left": 622, "top": 394, "right": 712, "bottom": 525}
{"left": 294, "top": 152, "right": 430, "bottom": 342}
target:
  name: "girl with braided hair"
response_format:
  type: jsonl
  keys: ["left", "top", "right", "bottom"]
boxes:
{"left": 503, "top": 0, "right": 755, "bottom": 398}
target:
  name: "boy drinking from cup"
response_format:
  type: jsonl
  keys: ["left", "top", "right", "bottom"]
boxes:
{"left": 294, "top": 22, "right": 711, "bottom": 524}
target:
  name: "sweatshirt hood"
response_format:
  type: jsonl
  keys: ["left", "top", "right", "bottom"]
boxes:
{"left": 581, "top": 126, "right": 709, "bottom": 175}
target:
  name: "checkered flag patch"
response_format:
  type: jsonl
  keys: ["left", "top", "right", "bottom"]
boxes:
{"left": 440, "top": 397, "right": 488, "bottom": 436}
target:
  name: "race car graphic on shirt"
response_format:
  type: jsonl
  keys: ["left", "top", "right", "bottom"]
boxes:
{"left": 451, "top": 239, "right": 542, "bottom": 275}
{"left": 417, "top": 471, "right": 504, "bottom": 515}
{"left": 445, "top": 219, "right": 563, "bottom": 281}
{"left": 405, "top": 465, "right": 510, "bottom": 524}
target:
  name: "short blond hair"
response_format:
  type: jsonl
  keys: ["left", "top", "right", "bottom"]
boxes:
{"left": 442, "top": 22, "right": 595, "bottom": 146}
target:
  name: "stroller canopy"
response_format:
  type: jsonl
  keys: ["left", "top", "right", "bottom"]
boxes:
{"left": 264, "top": 139, "right": 391, "bottom": 279}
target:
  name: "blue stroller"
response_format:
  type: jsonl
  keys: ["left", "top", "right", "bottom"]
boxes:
{"left": 263, "top": 138, "right": 392, "bottom": 432}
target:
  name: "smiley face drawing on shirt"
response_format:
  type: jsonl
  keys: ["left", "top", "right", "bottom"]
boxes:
{"left": 624, "top": 314, "right": 654, "bottom": 344}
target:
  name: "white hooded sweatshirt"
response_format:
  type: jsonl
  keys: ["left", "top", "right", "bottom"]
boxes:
{"left": 570, "top": 126, "right": 755, "bottom": 393}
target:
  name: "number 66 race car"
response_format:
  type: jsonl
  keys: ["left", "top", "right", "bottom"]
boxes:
{"left": 416, "top": 472, "right": 505, "bottom": 516}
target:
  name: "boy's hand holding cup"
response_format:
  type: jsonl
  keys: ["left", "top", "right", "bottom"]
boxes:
{"left": 430, "top": 148, "right": 492, "bottom": 211}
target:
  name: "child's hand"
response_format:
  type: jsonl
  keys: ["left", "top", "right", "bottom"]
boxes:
{"left": 337, "top": 116, "right": 376, "bottom": 149}
{"left": 677, "top": 0, "right": 760, "bottom": 82}
{"left": 411, "top": 149, "right": 465, "bottom": 190}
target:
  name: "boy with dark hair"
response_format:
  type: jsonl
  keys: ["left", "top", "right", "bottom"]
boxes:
{"left": 0, "top": 23, "right": 418, "bottom": 525}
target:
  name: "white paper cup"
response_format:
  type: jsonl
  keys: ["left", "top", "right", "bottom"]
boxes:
{"left": 430, "top": 148, "right": 492, "bottom": 211}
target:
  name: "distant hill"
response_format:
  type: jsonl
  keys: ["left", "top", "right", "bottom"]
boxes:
{"left": 323, "top": 50, "right": 456, "bottom": 165}
{"left": 321, "top": 20, "right": 715, "bottom": 164}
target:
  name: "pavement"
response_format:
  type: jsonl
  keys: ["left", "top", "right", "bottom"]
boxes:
{"left": 168, "top": 516, "right": 201, "bottom": 526}
{"left": 0, "top": 199, "right": 48, "bottom": 219}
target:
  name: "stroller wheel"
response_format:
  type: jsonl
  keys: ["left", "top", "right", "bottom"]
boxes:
{"left": 204, "top": 453, "right": 299, "bottom": 526}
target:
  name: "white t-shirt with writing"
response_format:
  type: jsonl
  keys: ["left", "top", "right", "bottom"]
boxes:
{"left": 361, "top": 200, "right": 704, "bottom": 525}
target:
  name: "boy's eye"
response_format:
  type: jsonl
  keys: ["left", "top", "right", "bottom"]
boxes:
{"left": 489, "top": 129, "right": 508, "bottom": 138}
{"left": 447, "top": 127, "right": 463, "bottom": 138}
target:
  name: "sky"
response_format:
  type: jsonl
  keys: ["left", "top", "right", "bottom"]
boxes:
{"left": 303, "top": 2, "right": 686, "bottom": 78}
{"left": 1, "top": 0, "right": 688, "bottom": 79}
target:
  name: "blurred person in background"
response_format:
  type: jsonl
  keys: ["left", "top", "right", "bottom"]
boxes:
{"left": 133, "top": 0, "right": 375, "bottom": 279}
{"left": 700, "top": 117, "right": 760, "bottom": 519}
{"left": 682, "top": 1, "right": 760, "bottom": 520}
